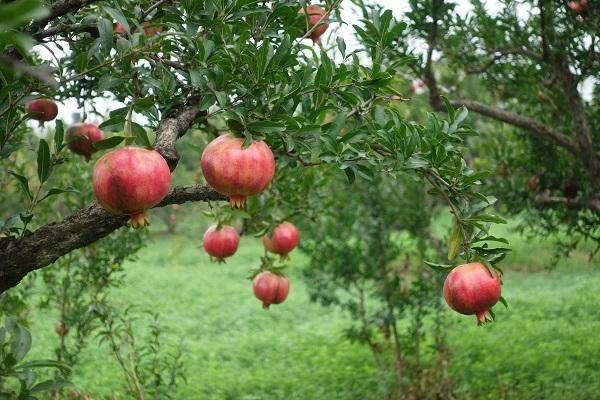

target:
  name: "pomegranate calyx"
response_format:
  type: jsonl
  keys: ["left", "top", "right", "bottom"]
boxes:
{"left": 476, "top": 310, "right": 494, "bottom": 326}
{"left": 130, "top": 212, "right": 150, "bottom": 228}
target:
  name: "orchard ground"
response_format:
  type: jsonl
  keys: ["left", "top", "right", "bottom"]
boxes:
{"left": 27, "top": 215, "right": 600, "bottom": 400}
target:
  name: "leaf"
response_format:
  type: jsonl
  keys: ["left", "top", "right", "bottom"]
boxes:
{"left": 38, "top": 187, "right": 79, "bottom": 203}
{"left": 424, "top": 261, "right": 454, "bottom": 273}
{"left": 247, "top": 120, "right": 286, "bottom": 134}
{"left": 472, "top": 235, "right": 509, "bottom": 244}
{"left": 101, "top": 5, "right": 129, "bottom": 33}
{"left": 29, "top": 379, "right": 72, "bottom": 394}
{"left": 441, "top": 96, "right": 455, "bottom": 122}
{"left": 344, "top": 166, "right": 356, "bottom": 184}
{"left": 131, "top": 122, "right": 151, "bottom": 148}
{"left": 0, "top": 0, "right": 49, "bottom": 31}
{"left": 93, "top": 136, "right": 126, "bottom": 150}
{"left": 98, "top": 116, "right": 125, "bottom": 131}
{"left": 498, "top": 296, "right": 509, "bottom": 309}
{"left": 53, "top": 120, "right": 64, "bottom": 152}
{"left": 464, "top": 214, "right": 507, "bottom": 224}
{"left": 10, "top": 323, "right": 31, "bottom": 361}
{"left": 447, "top": 221, "right": 462, "bottom": 260}
{"left": 8, "top": 171, "right": 33, "bottom": 200}
{"left": 36, "top": 139, "right": 51, "bottom": 183}
{"left": 18, "top": 360, "right": 72, "bottom": 372}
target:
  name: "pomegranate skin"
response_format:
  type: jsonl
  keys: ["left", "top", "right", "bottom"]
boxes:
{"left": 66, "top": 123, "right": 105, "bottom": 162}
{"left": 262, "top": 221, "right": 300, "bottom": 259}
{"left": 443, "top": 262, "right": 501, "bottom": 325}
{"left": 201, "top": 135, "right": 275, "bottom": 208}
{"left": 252, "top": 272, "right": 290, "bottom": 310}
{"left": 26, "top": 99, "right": 58, "bottom": 126}
{"left": 300, "top": 5, "right": 329, "bottom": 44}
{"left": 203, "top": 225, "right": 240, "bottom": 262}
{"left": 93, "top": 147, "right": 171, "bottom": 228}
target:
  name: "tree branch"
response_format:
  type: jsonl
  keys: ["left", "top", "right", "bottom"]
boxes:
{"left": 444, "top": 99, "right": 580, "bottom": 154}
{"left": 0, "top": 98, "right": 222, "bottom": 294}
{"left": 29, "top": 0, "right": 97, "bottom": 34}
{"left": 534, "top": 194, "right": 600, "bottom": 212}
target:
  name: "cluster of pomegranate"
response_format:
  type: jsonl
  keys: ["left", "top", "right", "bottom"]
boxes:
{"left": 443, "top": 262, "right": 502, "bottom": 325}
{"left": 198, "top": 131, "right": 299, "bottom": 309}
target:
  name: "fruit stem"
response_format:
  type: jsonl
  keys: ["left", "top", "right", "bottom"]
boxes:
{"left": 262, "top": 302, "right": 270, "bottom": 310}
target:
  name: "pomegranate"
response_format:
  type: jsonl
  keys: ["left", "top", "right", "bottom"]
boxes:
{"left": 93, "top": 147, "right": 171, "bottom": 228}
{"left": 202, "top": 224, "right": 240, "bottom": 262}
{"left": 66, "top": 123, "right": 105, "bottom": 162}
{"left": 443, "top": 262, "right": 501, "bottom": 325}
{"left": 201, "top": 134, "right": 275, "bottom": 208}
{"left": 26, "top": 99, "right": 58, "bottom": 126}
{"left": 262, "top": 221, "right": 300, "bottom": 259}
{"left": 300, "top": 5, "right": 329, "bottom": 43}
{"left": 252, "top": 271, "right": 290, "bottom": 310}
{"left": 568, "top": 0, "right": 587, "bottom": 14}
{"left": 114, "top": 23, "right": 126, "bottom": 33}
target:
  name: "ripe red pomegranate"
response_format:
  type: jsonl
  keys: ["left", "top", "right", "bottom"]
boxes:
{"left": 66, "top": 123, "right": 105, "bottom": 162}
{"left": 568, "top": 0, "right": 587, "bottom": 14}
{"left": 252, "top": 271, "right": 290, "bottom": 310}
{"left": 26, "top": 99, "right": 58, "bottom": 126}
{"left": 93, "top": 147, "right": 171, "bottom": 228}
{"left": 300, "top": 5, "right": 329, "bottom": 43}
{"left": 202, "top": 225, "right": 240, "bottom": 262}
{"left": 201, "top": 135, "right": 275, "bottom": 208}
{"left": 114, "top": 23, "right": 126, "bottom": 33}
{"left": 262, "top": 221, "right": 300, "bottom": 259}
{"left": 443, "top": 262, "right": 501, "bottom": 325}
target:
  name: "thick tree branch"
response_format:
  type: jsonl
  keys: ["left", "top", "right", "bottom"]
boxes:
{"left": 0, "top": 185, "right": 225, "bottom": 294}
{"left": 534, "top": 194, "right": 600, "bottom": 212}
{"left": 29, "top": 0, "right": 97, "bottom": 34}
{"left": 444, "top": 99, "right": 580, "bottom": 154}
{"left": 0, "top": 99, "right": 222, "bottom": 294}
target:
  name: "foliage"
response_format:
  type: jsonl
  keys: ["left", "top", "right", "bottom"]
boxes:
{"left": 0, "top": 317, "right": 71, "bottom": 399}
{"left": 96, "top": 305, "right": 186, "bottom": 399}
{"left": 301, "top": 174, "right": 453, "bottom": 398}
{"left": 384, "top": 0, "right": 599, "bottom": 257}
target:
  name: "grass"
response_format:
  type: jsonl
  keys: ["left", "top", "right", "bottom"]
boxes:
{"left": 26, "top": 219, "right": 600, "bottom": 399}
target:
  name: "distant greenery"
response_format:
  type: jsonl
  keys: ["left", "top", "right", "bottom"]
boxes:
{"left": 24, "top": 216, "right": 600, "bottom": 399}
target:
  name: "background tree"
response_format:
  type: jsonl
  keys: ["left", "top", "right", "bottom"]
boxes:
{"left": 360, "top": 0, "right": 599, "bottom": 257}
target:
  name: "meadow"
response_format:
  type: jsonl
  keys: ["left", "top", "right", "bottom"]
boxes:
{"left": 26, "top": 219, "right": 600, "bottom": 399}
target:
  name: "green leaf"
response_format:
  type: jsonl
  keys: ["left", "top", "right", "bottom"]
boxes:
{"left": 18, "top": 360, "right": 72, "bottom": 373}
{"left": 247, "top": 120, "right": 286, "bottom": 134}
{"left": 131, "top": 122, "right": 151, "bottom": 148}
{"left": 344, "top": 167, "right": 356, "bottom": 184}
{"left": 464, "top": 214, "right": 507, "bottom": 224}
{"left": 99, "top": 116, "right": 125, "bottom": 131}
{"left": 472, "top": 235, "right": 509, "bottom": 244}
{"left": 424, "top": 261, "right": 454, "bottom": 273}
{"left": 53, "top": 120, "right": 64, "bottom": 153}
{"left": 498, "top": 296, "right": 509, "bottom": 309}
{"left": 36, "top": 139, "right": 51, "bottom": 183}
{"left": 10, "top": 323, "right": 31, "bottom": 361}
{"left": 93, "top": 136, "right": 126, "bottom": 150}
{"left": 38, "top": 187, "right": 79, "bottom": 203}
{"left": 0, "top": 0, "right": 49, "bottom": 31}
{"left": 102, "top": 5, "right": 129, "bottom": 33}
{"left": 30, "top": 379, "right": 72, "bottom": 394}
{"left": 447, "top": 220, "right": 462, "bottom": 260}
{"left": 8, "top": 171, "right": 33, "bottom": 200}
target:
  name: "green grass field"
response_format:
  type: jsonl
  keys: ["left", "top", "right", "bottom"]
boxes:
{"left": 26, "top": 221, "right": 600, "bottom": 399}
